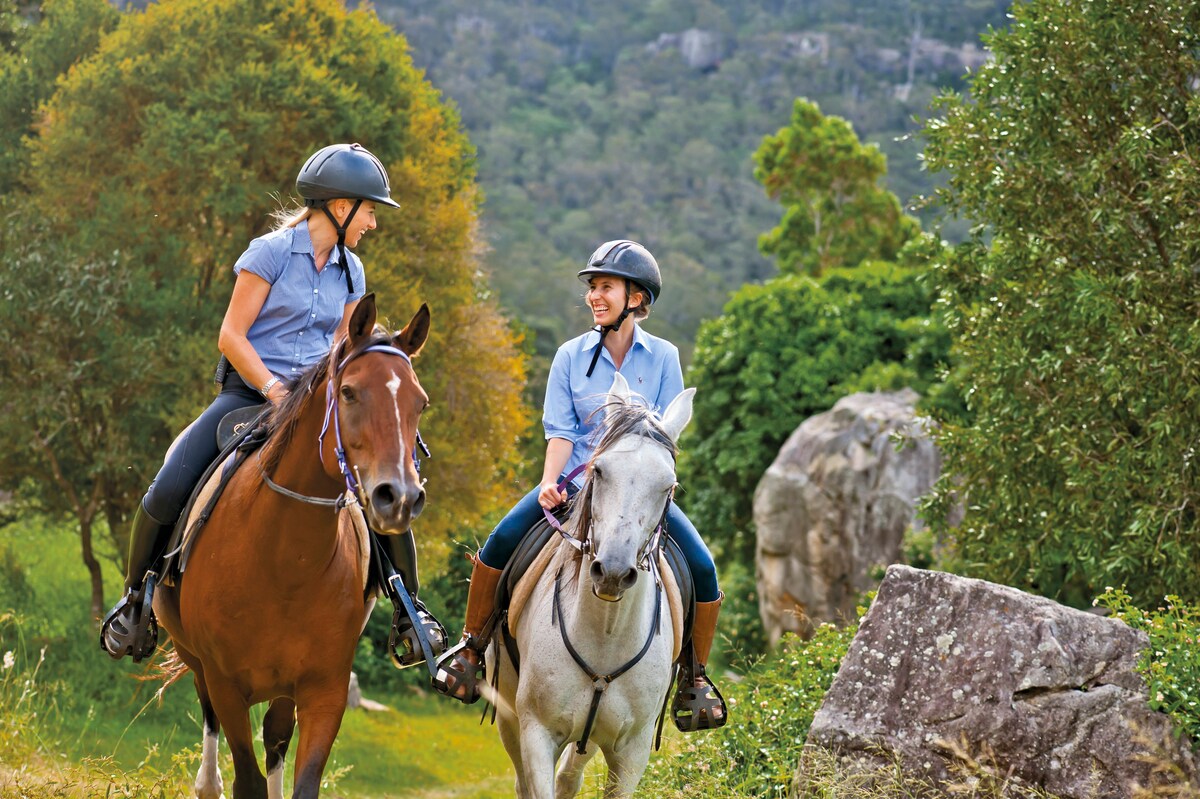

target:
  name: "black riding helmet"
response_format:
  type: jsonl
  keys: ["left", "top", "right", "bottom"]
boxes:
{"left": 296, "top": 143, "right": 401, "bottom": 208}
{"left": 296, "top": 143, "right": 399, "bottom": 294}
{"left": 577, "top": 239, "right": 662, "bottom": 304}
{"left": 578, "top": 239, "right": 664, "bottom": 377}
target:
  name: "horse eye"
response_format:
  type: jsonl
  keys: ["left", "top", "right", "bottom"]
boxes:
{"left": 340, "top": 386, "right": 356, "bottom": 403}
{"left": 592, "top": 465, "right": 603, "bottom": 480}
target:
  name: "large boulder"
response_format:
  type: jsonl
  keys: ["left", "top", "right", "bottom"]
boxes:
{"left": 802, "top": 565, "right": 1199, "bottom": 797}
{"left": 754, "top": 390, "right": 941, "bottom": 644}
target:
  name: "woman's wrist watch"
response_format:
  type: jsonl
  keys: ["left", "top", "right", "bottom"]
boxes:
{"left": 260, "top": 376, "right": 281, "bottom": 398}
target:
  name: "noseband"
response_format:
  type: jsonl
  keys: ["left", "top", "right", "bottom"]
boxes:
{"left": 262, "top": 343, "right": 429, "bottom": 509}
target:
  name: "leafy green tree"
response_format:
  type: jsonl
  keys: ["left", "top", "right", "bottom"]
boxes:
{"left": 921, "top": 0, "right": 1200, "bottom": 607}
{"left": 754, "top": 98, "right": 921, "bottom": 276}
{"left": 679, "top": 261, "right": 947, "bottom": 567}
{"left": 1, "top": 0, "right": 529, "bottom": 613}
{"left": 0, "top": 0, "right": 118, "bottom": 193}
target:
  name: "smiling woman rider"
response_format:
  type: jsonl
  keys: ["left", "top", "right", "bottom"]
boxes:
{"left": 100, "top": 143, "right": 443, "bottom": 667}
{"left": 432, "top": 239, "right": 727, "bottom": 732}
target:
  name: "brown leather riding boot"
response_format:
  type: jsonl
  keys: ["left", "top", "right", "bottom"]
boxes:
{"left": 463, "top": 554, "right": 504, "bottom": 642}
{"left": 432, "top": 554, "right": 503, "bottom": 703}
{"left": 671, "top": 591, "right": 727, "bottom": 731}
{"left": 691, "top": 592, "right": 723, "bottom": 669}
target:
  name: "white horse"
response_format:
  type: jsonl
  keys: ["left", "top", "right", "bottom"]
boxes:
{"left": 493, "top": 372, "right": 695, "bottom": 799}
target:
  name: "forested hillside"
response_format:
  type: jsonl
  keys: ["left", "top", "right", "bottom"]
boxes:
{"left": 373, "top": 0, "right": 1008, "bottom": 366}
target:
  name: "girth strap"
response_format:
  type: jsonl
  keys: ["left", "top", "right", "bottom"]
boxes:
{"left": 552, "top": 568, "right": 662, "bottom": 755}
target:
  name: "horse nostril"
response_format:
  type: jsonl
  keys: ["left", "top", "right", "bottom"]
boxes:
{"left": 410, "top": 488, "right": 425, "bottom": 518}
{"left": 619, "top": 567, "right": 638, "bottom": 591}
{"left": 590, "top": 560, "right": 606, "bottom": 583}
{"left": 371, "top": 483, "right": 398, "bottom": 513}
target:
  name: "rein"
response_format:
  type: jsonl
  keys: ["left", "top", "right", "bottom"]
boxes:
{"left": 261, "top": 343, "right": 429, "bottom": 507}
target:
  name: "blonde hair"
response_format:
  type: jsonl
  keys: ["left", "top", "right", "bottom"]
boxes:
{"left": 272, "top": 205, "right": 313, "bottom": 231}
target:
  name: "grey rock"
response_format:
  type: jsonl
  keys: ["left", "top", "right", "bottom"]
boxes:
{"left": 803, "top": 565, "right": 1199, "bottom": 798}
{"left": 755, "top": 391, "right": 940, "bottom": 645}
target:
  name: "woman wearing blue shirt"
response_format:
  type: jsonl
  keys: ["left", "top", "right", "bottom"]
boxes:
{"left": 101, "top": 143, "right": 437, "bottom": 664}
{"left": 434, "top": 240, "right": 725, "bottom": 730}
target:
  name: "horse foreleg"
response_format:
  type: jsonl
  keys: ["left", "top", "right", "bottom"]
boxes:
{"left": 517, "top": 724, "right": 561, "bottom": 799}
{"left": 205, "top": 680, "right": 267, "bottom": 799}
{"left": 290, "top": 691, "right": 348, "bottom": 799}
{"left": 598, "top": 730, "right": 655, "bottom": 799}
{"left": 554, "top": 742, "right": 597, "bottom": 799}
{"left": 193, "top": 673, "right": 225, "bottom": 799}
{"left": 263, "top": 698, "right": 297, "bottom": 799}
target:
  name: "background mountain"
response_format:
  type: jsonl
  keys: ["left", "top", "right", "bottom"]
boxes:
{"left": 372, "top": 0, "right": 1008, "bottom": 373}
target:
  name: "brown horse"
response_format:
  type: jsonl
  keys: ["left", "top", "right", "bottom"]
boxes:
{"left": 154, "top": 294, "right": 430, "bottom": 799}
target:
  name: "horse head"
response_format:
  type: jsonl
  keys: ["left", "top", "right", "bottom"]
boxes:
{"left": 582, "top": 372, "right": 695, "bottom": 602}
{"left": 325, "top": 294, "right": 431, "bottom": 534}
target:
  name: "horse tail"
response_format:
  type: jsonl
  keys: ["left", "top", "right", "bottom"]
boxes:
{"left": 132, "top": 644, "right": 190, "bottom": 703}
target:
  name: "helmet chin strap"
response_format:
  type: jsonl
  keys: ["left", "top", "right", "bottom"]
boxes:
{"left": 585, "top": 279, "right": 634, "bottom": 378}
{"left": 321, "top": 199, "right": 363, "bottom": 295}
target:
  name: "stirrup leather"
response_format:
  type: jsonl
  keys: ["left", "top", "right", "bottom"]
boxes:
{"left": 99, "top": 572, "right": 160, "bottom": 663}
{"left": 671, "top": 660, "right": 727, "bottom": 732}
{"left": 432, "top": 637, "right": 486, "bottom": 705}
{"left": 389, "top": 596, "right": 449, "bottom": 669}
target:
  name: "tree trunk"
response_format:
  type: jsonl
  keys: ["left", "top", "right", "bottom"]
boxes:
{"left": 80, "top": 515, "right": 105, "bottom": 623}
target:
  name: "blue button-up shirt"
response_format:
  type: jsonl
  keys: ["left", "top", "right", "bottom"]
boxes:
{"left": 233, "top": 220, "right": 366, "bottom": 379}
{"left": 543, "top": 324, "right": 685, "bottom": 485}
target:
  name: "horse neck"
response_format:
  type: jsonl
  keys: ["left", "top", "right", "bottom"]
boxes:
{"left": 272, "top": 385, "right": 342, "bottom": 496}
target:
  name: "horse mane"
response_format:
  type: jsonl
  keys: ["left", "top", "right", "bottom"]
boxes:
{"left": 258, "top": 327, "right": 397, "bottom": 476}
{"left": 568, "top": 393, "right": 678, "bottom": 547}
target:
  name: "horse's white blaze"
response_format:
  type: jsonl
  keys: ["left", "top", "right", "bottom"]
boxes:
{"left": 266, "top": 761, "right": 284, "bottom": 799}
{"left": 386, "top": 369, "right": 405, "bottom": 472}
{"left": 194, "top": 725, "right": 223, "bottom": 799}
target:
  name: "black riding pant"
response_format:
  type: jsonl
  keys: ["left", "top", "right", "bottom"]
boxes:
{"left": 142, "top": 372, "right": 264, "bottom": 525}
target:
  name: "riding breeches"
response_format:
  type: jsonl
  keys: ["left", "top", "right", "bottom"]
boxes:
{"left": 141, "top": 372, "right": 265, "bottom": 526}
{"left": 478, "top": 484, "right": 721, "bottom": 603}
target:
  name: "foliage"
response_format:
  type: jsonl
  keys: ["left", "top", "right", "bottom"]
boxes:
{"left": 0, "top": 222, "right": 163, "bottom": 619}
{"left": 0, "top": 0, "right": 530, "bottom": 606}
{"left": 921, "top": 0, "right": 1200, "bottom": 607}
{"left": 0, "top": 0, "right": 118, "bottom": 193}
{"left": 1095, "top": 588, "right": 1200, "bottom": 745}
{"left": 754, "top": 98, "right": 921, "bottom": 276}
{"left": 376, "top": 0, "right": 1009, "bottom": 371}
{"left": 680, "top": 260, "right": 950, "bottom": 565}
{"left": 637, "top": 622, "right": 856, "bottom": 798}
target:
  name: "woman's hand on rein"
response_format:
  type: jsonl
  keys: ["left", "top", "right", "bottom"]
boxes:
{"left": 537, "top": 481, "right": 567, "bottom": 509}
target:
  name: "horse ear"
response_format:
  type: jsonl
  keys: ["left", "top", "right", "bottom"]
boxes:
{"left": 394, "top": 303, "right": 431, "bottom": 357}
{"left": 607, "top": 372, "right": 632, "bottom": 405}
{"left": 348, "top": 293, "right": 377, "bottom": 346}
{"left": 660, "top": 387, "right": 696, "bottom": 443}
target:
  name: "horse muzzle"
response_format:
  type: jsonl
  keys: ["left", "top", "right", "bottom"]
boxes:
{"left": 365, "top": 478, "right": 425, "bottom": 533}
{"left": 589, "top": 558, "right": 638, "bottom": 602}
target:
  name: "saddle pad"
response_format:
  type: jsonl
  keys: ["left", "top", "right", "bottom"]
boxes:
{"left": 163, "top": 450, "right": 238, "bottom": 587}
{"left": 507, "top": 542, "right": 684, "bottom": 661}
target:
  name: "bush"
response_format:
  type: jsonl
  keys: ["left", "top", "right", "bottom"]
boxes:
{"left": 637, "top": 620, "right": 858, "bottom": 798}
{"left": 1094, "top": 587, "right": 1200, "bottom": 744}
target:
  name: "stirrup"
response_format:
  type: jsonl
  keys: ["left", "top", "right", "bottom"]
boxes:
{"left": 671, "top": 662, "right": 727, "bottom": 732}
{"left": 99, "top": 573, "right": 160, "bottom": 663}
{"left": 389, "top": 597, "right": 448, "bottom": 669}
{"left": 432, "top": 637, "right": 485, "bottom": 705}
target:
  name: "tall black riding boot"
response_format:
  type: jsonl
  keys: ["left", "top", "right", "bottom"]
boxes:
{"left": 100, "top": 502, "right": 171, "bottom": 662}
{"left": 379, "top": 530, "right": 447, "bottom": 669}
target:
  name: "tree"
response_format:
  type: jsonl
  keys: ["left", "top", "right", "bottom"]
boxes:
{"left": 921, "top": 0, "right": 1200, "bottom": 607}
{"left": 0, "top": 0, "right": 119, "bottom": 192}
{"left": 754, "top": 98, "right": 921, "bottom": 276}
{"left": 679, "top": 261, "right": 948, "bottom": 566}
{"left": 1, "top": 0, "right": 529, "bottom": 614}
